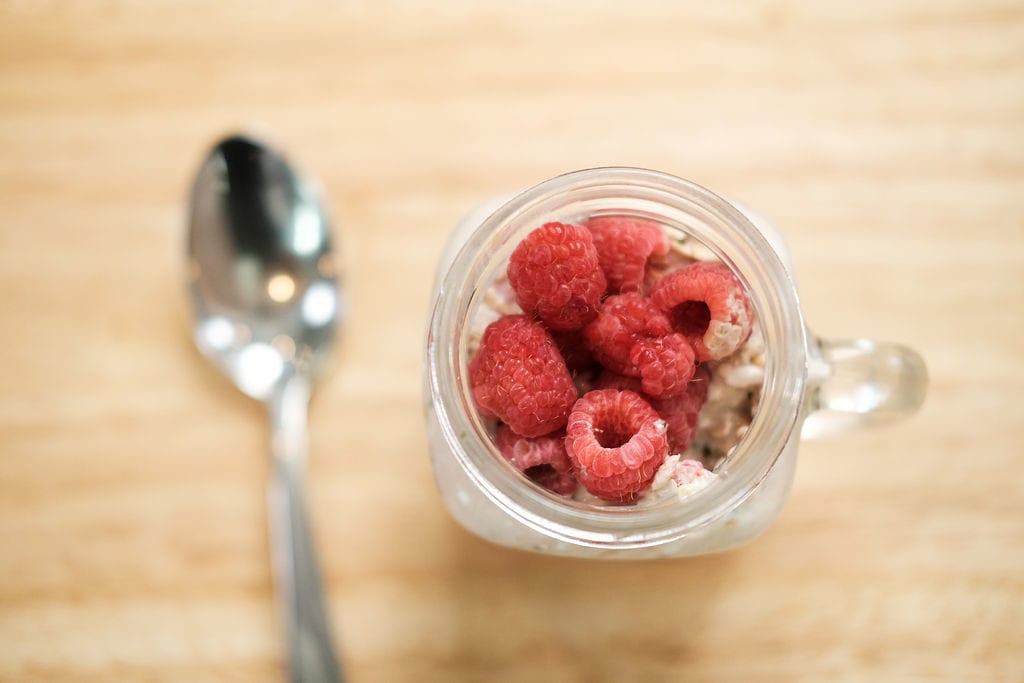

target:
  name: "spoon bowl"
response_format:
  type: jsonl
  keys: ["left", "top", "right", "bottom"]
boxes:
{"left": 188, "top": 135, "right": 340, "bottom": 400}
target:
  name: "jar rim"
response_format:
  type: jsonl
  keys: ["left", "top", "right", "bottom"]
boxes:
{"left": 427, "top": 167, "right": 808, "bottom": 548}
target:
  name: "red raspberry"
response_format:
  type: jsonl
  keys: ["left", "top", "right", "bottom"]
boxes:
{"left": 495, "top": 425, "right": 577, "bottom": 495}
{"left": 649, "top": 261, "right": 753, "bottom": 362}
{"left": 550, "top": 329, "right": 593, "bottom": 373}
{"left": 596, "top": 365, "right": 710, "bottom": 453}
{"left": 581, "top": 293, "right": 671, "bottom": 376}
{"left": 593, "top": 369, "right": 643, "bottom": 393}
{"left": 564, "top": 389, "right": 669, "bottom": 502}
{"left": 507, "top": 222, "right": 607, "bottom": 331}
{"left": 629, "top": 332, "right": 696, "bottom": 400}
{"left": 585, "top": 216, "right": 669, "bottom": 293}
{"left": 469, "top": 315, "right": 578, "bottom": 437}
{"left": 655, "top": 364, "right": 711, "bottom": 453}
{"left": 644, "top": 247, "right": 696, "bottom": 292}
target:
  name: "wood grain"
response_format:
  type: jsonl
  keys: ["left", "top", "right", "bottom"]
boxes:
{"left": 1, "top": 1, "right": 1022, "bottom": 681}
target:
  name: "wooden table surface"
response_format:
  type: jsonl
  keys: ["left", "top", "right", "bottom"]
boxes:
{"left": 2, "top": 2, "right": 1022, "bottom": 681}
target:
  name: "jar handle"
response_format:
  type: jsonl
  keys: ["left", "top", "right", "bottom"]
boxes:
{"left": 800, "top": 337, "right": 928, "bottom": 439}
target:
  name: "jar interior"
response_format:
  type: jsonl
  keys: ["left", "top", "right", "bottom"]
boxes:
{"left": 459, "top": 208, "right": 766, "bottom": 514}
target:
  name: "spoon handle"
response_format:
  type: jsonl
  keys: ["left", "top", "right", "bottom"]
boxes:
{"left": 267, "top": 374, "right": 344, "bottom": 683}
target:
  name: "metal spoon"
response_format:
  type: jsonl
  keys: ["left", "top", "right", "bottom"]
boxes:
{"left": 187, "top": 135, "right": 344, "bottom": 682}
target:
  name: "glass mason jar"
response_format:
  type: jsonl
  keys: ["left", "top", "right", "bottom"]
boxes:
{"left": 424, "top": 168, "right": 927, "bottom": 559}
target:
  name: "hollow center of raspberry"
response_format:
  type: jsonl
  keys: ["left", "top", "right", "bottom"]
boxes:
{"left": 671, "top": 301, "right": 711, "bottom": 337}
{"left": 594, "top": 425, "right": 631, "bottom": 449}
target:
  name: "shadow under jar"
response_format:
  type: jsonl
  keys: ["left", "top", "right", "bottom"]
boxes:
{"left": 425, "top": 168, "right": 927, "bottom": 559}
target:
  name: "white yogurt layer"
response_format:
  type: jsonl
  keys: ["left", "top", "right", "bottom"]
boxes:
{"left": 638, "top": 455, "right": 718, "bottom": 506}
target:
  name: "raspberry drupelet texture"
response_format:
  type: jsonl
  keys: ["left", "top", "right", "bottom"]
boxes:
{"left": 507, "top": 222, "right": 607, "bottom": 331}
{"left": 595, "top": 364, "right": 710, "bottom": 454}
{"left": 582, "top": 293, "right": 672, "bottom": 376}
{"left": 495, "top": 425, "right": 577, "bottom": 495}
{"left": 644, "top": 246, "right": 697, "bottom": 292}
{"left": 649, "top": 261, "right": 753, "bottom": 362}
{"left": 654, "top": 364, "right": 711, "bottom": 453}
{"left": 564, "top": 389, "right": 669, "bottom": 502}
{"left": 584, "top": 216, "right": 669, "bottom": 293}
{"left": 629, "top": 332, "right": 696, "bottom": 400}
{"left": 593, "top": 370, "right": 643, "bottom": 394}
{"left": 468, "top": 315, "right": 578, "bottom": 437}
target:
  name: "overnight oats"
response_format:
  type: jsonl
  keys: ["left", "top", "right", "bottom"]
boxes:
{"left": 425, "top": 168, "right": 927, "bottom": 559}
{"left": 466, "top": 219, "right": 763, "bottom": 508}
